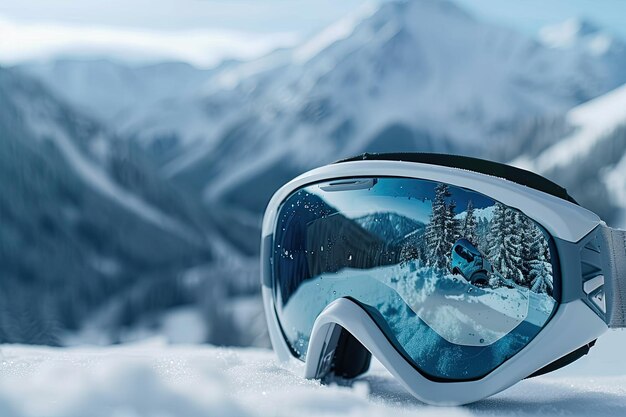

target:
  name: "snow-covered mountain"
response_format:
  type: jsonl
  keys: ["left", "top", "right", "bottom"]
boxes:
{"left": 175, "top": 0, "right": 625, "bottom": 244}
{"left": 0, "top": 66, "right": 234, "bottom": 345}
{"left": 154, "top": 2, "right": 626, "bottom": 258}
{"left": 513, "top": 84, "right": 626, "bottom": 225}
{"left": 19, "top": 1, "right": 626, "bottom": 229}
{"left": 355, "top": 212, "right": 425, "bottom": 242}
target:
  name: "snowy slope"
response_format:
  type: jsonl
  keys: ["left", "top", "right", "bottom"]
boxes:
{"left": 512, "top": 84, "right": 626, "bottom": 224}
{"left": 514, "top": 84, "right": 626, "bottom": 174}
{"left": 1, "top": 332, "right": 626, "bottom": 417}
{"left": 282, "top": 261, "right": 552, "bottom": 352}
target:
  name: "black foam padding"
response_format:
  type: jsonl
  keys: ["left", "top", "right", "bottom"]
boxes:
{"left": 336, "top": 152, "right": 578, "bottom": 205}
{"left": 332, "top": 328, "right": 372, "bottom": 379}
{"left": 526, "top": 340, "right": 596, "bottom": 378}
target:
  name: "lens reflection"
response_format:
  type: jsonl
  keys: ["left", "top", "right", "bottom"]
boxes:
{"left": 272, "top": 177, "right": 557, "bottom": 380}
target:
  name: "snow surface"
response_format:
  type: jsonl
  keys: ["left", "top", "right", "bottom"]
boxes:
{"left": 2, "top": 331, "right": 626, "bottom": 417}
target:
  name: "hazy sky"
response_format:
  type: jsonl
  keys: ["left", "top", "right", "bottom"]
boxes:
{"left": 0, "top": 0, "right": 365, "bottom": 32}
{"left": 1, "top": 0, "right": 625, "bottom": 67}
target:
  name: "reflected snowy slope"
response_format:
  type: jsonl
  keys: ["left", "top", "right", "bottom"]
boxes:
{"left": 282, "top": 259, "right": 554, "bottom": 379}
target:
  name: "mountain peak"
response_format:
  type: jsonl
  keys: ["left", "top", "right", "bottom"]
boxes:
{"left": 292, "top": 0, "right": 471, "bottom": 64}
{"left": 363, "top": 0, "right": 473, "bottom": 34}
{"left": 293, "top": 2, "right": 378, "bottom": 64}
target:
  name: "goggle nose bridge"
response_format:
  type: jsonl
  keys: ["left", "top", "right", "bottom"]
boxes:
{"left": 307, "top": 316, "right": 371, "bottom": 381}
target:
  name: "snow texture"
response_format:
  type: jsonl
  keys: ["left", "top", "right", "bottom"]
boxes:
{"left": 1, "top": 331, "right": 626, "bottom": 417}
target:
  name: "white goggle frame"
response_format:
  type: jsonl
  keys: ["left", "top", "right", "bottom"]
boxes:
{"left": 261, "top": 160, "right": 610, "bottom": 405}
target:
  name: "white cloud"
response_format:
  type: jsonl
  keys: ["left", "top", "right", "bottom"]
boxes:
{"left": 0, "top": 15, "right": 300, "bottom": 68}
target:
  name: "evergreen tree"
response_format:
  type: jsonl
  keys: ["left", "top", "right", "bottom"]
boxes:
{"left": 487, "top": 203, "right": 523, "bottom": 284}
{"left": 461, "top": 200, "right": 478, "bottom": 244}
{"left": 525, "top": 223, "right": 553, "bottom": 295}
{"left": 519, "top": 215, "right": 533, "bottom": 278}
{"left": 476, "top": 216, "right": 490, "bottom": 253}
{"left": 508, "top": 211, "right": 526, "bottom": 285}
{"left": 529, "top": 258, "right": 553, "bottom": 294}
{"left": 445, "top": 199, "right": 461, "bottom": 248}
{"left": 399, "top": 232, "right": 423, "bottom": 264}
{"left": 425, "top": 183, "right": 453, "bottom": 269}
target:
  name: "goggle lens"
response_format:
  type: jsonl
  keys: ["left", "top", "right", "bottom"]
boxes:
{"left": 271, "top": 177, "right": 558, "bottom": 380}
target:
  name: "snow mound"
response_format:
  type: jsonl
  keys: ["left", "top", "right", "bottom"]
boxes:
{"left": 2, "top": 332, "right": 626, "bottom": 416}
{"left": 0, "top": 343, "right": 468, "bottom": 417}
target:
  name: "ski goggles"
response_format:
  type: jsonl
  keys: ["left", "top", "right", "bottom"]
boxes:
{"left": 261, "top": 153, "right": 626, "bottom": 405}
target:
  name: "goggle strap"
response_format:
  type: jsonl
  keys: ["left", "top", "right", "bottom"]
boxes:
{"left": 602, "top": 226, "right": 626, "bottom": 328}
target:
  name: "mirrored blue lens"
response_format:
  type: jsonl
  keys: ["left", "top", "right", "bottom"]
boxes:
{"left": 271, "top": 177, "right": 558, "bottom": 381}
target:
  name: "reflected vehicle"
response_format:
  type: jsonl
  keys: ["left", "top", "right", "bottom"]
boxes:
{"left": 450, "top": 238, "right": 493, "bottom": 287}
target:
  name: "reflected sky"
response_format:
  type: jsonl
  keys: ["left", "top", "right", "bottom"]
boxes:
{"left": 308, "top": 178, "right": 495, "bottom": 224}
